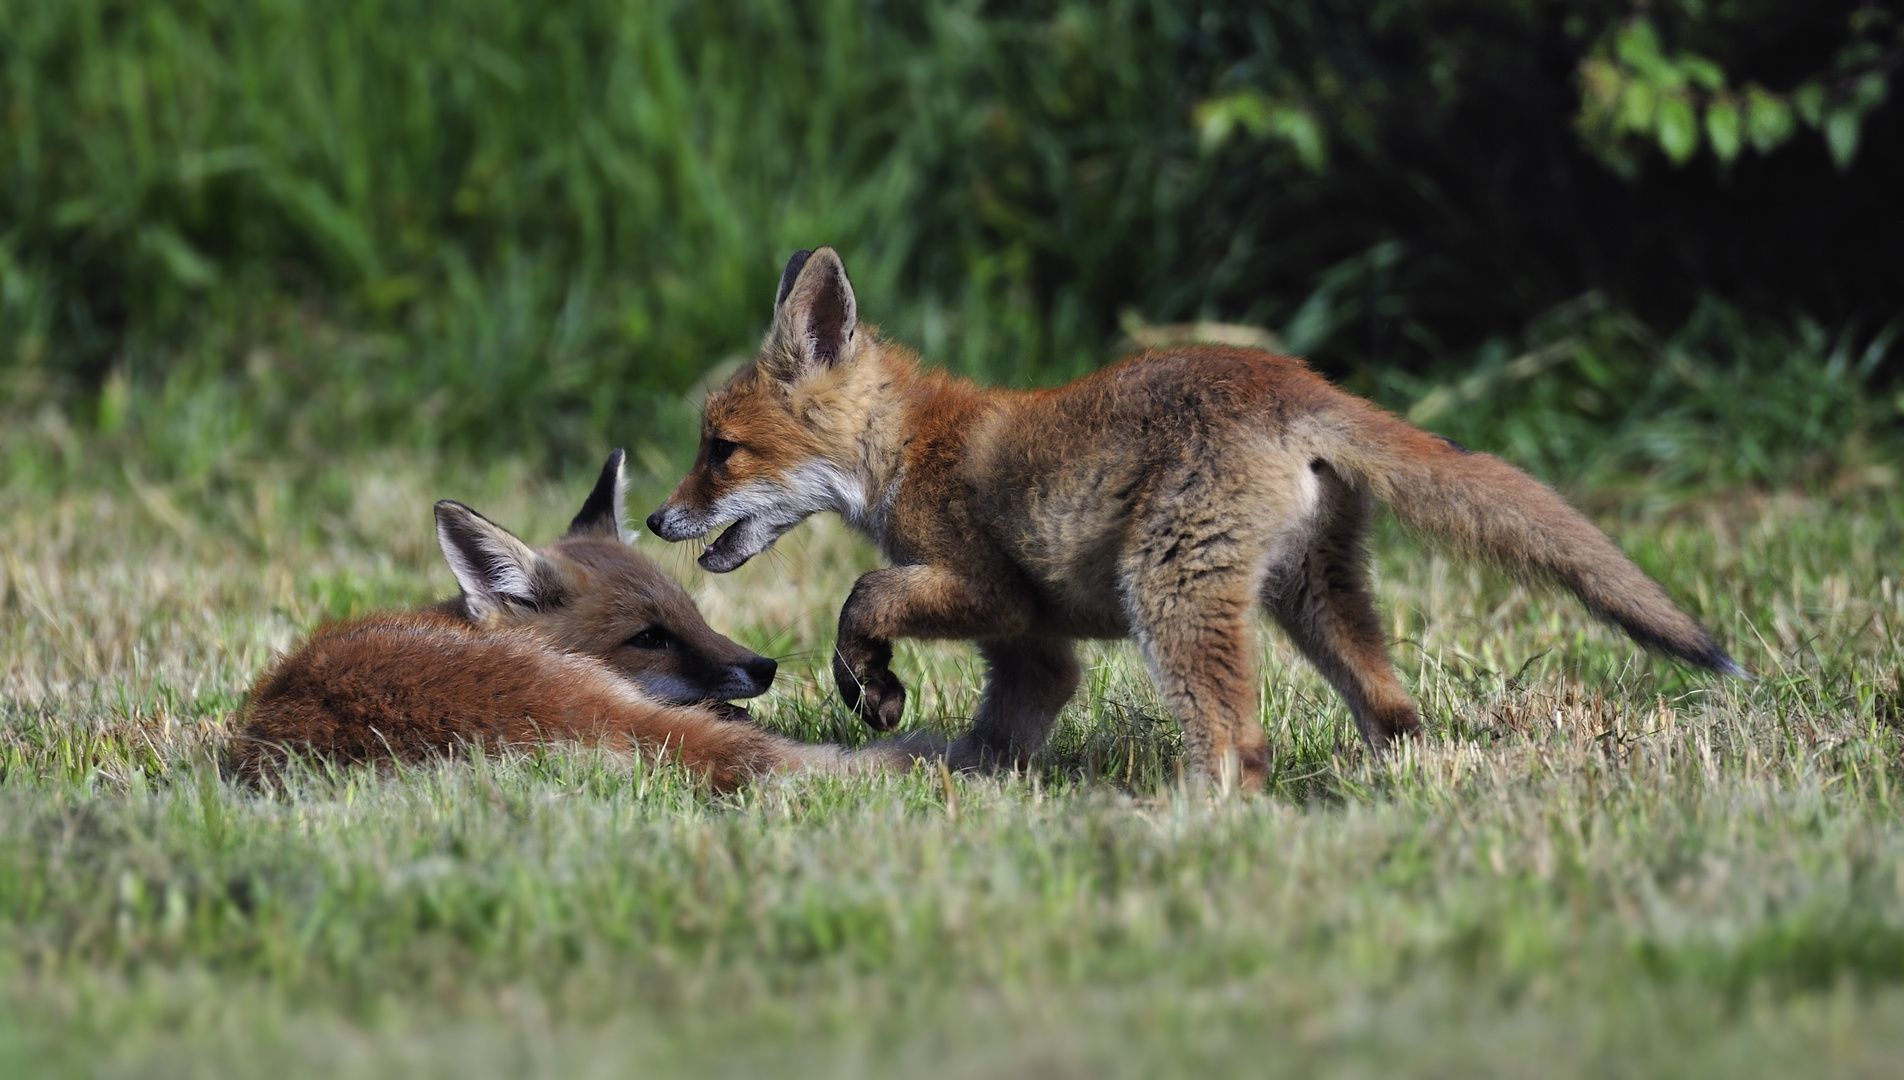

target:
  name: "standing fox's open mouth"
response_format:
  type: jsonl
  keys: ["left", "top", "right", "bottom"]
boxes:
{"left": 696, "top": 513, "right": 802, "bottom": 573}
{"left": 646, "top": 504, "right": 768, "bottom": 572}
{"left": 651, "top": 471, "right": 844, "bottom": 573}
{"left": 701, "top": 516, "right": 759, "bottom": 572}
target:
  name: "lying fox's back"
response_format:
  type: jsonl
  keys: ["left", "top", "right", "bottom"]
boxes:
{"left": 232, "top": 612, "right": 658, "bottom": 776}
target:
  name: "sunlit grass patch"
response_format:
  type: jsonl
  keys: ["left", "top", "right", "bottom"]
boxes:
{"left": 1, "top": 457, "right": 1901, "bottom": 1075}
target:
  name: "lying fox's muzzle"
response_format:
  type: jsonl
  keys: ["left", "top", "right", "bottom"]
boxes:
{"left": 643, "top": 651, "right": 778, "bottom": 705}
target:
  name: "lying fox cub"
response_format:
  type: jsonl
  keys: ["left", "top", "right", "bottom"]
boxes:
{"left": 648, "top": 247, "right": 1740, "bottom": 791}
{"left": 231, "top": 450, "right": 902, "bottom": 789}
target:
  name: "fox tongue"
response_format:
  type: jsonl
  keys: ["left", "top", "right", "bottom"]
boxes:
{"left": 702, "top": 517, "right": 752, "bottom": 566}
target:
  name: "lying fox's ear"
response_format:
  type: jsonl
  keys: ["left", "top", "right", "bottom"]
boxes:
{"left": 435, "top": 501, "right": 556, "bottom": 619}
{"left": 774, "top": 249, "right": 813, "bottom": 308}
{"left": 765, "top": 246, "right": 857, "bottom": 382}
{"left": 566, "top": 448, "right": 629, "bottom": 541}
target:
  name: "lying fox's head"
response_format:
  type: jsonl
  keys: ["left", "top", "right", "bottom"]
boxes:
{"left": 435, "top": 450, "right": 777, "bottom": 703}
{"left": 647, "top": 247, "right": 881, "bottom": 571}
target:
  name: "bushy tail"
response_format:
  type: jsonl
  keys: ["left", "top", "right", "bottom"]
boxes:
{"left": 1311, "top": 404, "right": 1741, "bottom": 675}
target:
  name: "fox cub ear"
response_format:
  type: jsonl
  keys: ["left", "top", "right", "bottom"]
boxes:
{"left": 766, "top": 246, "right": 857, "bottom": 382}
{"left": 566, "top": 448, "right": 630, "bottom": 541}
{"left": 435, "top": 501, "right": 556, "bottom": 619}
{"left": 774, "top": 249, "right": 813, "bottom": 308}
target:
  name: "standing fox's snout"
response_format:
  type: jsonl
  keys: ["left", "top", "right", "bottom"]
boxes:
{"left": 645, "top": 473, "right": 784, "bottom": 574}
{"left": 647, "top": 481, "right": 822, "bottom": 575}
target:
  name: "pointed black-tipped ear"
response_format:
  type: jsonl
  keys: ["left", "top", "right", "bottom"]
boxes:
{"left": 435, "top": 501, "right": 554, "bottom": 620}
{"left": 566, "top": 449, "right": 629, "bottom": 541}
{"left": 764, "top": 246, "right": 858, "bottom": 382}
{"left": 774, "top": 249, "right": 813, "bottom": 309}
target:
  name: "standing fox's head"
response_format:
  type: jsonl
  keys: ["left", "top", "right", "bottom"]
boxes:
{"left": 647, "top": 247, "right": 883, "bottom": 572}
{"left": 435, "top": 450, "right": 778, "bottom": 704}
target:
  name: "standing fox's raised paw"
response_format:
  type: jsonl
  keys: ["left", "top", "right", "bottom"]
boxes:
{"left": 833, "top": 577, "right": 914, "bottom": 730}
{"left": 833, "top": 639, "right": 907, "bottom": 731}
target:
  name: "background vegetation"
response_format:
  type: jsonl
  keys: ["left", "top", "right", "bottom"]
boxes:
{"left": 2, "top": 0, "right": 1899, "bottom": 479}
{"left": 3, "top": 1, "right": 1902, "bottom": 1074}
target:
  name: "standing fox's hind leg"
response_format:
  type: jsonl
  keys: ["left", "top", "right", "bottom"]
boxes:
{"left": 1119, "top": 474, "right": 1277, "bottom": 791}
{"left": 1262, "top": 464, "right": 1421, "bottom": 750}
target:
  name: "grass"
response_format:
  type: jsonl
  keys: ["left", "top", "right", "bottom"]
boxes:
{"left": 2, "top": 448, "right": 1901, "bottom": 1077}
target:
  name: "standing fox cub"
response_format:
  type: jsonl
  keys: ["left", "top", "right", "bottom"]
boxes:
{"left": 232, "top": 450, "right": 898, "bottom": 790}
{"left": 649, "top": 247, "right": 1740, "bottom": 790}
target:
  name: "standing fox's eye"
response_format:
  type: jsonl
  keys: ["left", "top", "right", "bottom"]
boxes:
{"left": 624, "top": 627, "right": 670, "bottom": 649}
{"left": 707, "top": 438, "right": 739, "bottom": 466}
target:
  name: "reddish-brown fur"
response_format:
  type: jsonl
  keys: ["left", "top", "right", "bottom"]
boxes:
{"left": 230, "top": 611, "right": 856, "bottom": 791}
{"left": 427, "top": 450, "right": 781, "bottom": 708}
{"left": 230, "top": 450, "right": 904, "bottom": 788}
{"left": 649, "top": 248, "right": 1738, "bottom": 791}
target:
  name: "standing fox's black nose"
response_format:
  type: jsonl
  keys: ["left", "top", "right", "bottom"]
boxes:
{"left": 645, "top": 510, "right": 665, "bottom": 537}
{"left": 744, "top": 655, "right": 778, "bottom": 691}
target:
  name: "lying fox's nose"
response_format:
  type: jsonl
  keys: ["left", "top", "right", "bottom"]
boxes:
{"left": 645, "top": 510, "right": 665, "bottom": 536}
{"left": 744, "top": 655, "right": 778, "bottom": 689}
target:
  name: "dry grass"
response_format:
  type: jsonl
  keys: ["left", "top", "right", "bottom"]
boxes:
{"left": 1, "top": 455, "right": 1901, "bottom": 1076}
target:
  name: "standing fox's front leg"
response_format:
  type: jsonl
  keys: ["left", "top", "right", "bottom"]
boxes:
{"left": 833, "top": 565, "right": 1037, "bottom": 731}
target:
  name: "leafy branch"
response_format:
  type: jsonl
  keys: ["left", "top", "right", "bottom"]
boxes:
{"left": 1577, "top": 5, "right": 1901, "bottom": 172}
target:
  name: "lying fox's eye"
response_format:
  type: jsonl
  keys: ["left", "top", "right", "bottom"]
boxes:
{"left": 707, "top": 437, "right": 739, "bottom": 466}
{"left": 624, "top": 627, "right": 670, "bottom": 650}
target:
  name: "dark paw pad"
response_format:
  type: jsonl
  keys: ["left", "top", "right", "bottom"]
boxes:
{"left": 834, "top": 653, "right": 906, "bottom": 731}
{"left": 859, "top": 669, "right": 907, "bottom": 731}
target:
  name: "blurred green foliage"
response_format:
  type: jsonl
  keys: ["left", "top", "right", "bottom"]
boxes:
{"left": 0, "top": 0, "right": 1898, "bottom": 479}
{"left": 0, "top": 0, "right": 945, "bottom": 456}
{"left": 1386, "top": 294, "right": 1900, "bottom": 493}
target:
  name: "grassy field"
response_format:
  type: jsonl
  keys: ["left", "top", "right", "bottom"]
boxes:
{"left": 1, "top": 449, "right": 1900, "bottom": 1077}
{"left": 6, "top": 2, "right": 1900, "bottom": 1072}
